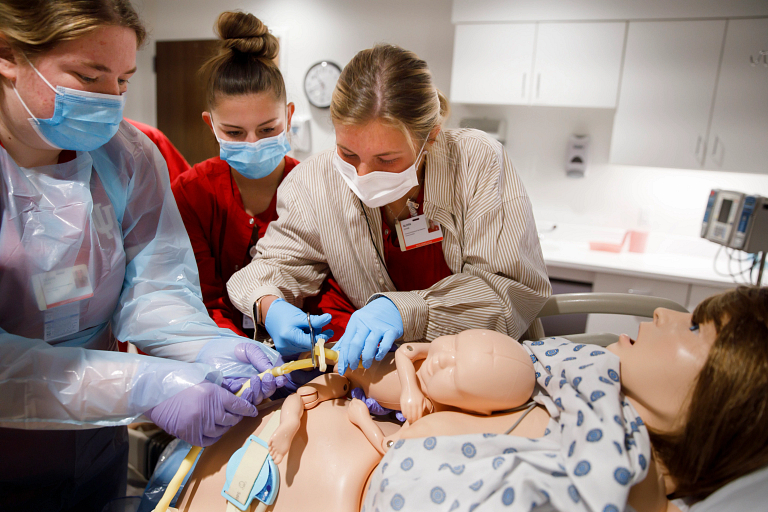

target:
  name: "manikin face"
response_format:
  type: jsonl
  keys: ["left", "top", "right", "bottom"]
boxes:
{"left": 417, "top": 330, "right": 535, "bottom": 414}
{"left": 203, "top": 92, "right": 294, "bottom": 144}
{"left": 0, "top": 25, "right": 137, "bottom": 152}
{"left": 334, "top": 120, "right": 426, "bottom": 177}
{"left": 608, "top": 308, "right": 717, "bottom": 432}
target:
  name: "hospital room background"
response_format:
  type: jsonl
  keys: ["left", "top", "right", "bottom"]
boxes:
{"left": 123, "top": 0, "right": 768, "bottom": 339}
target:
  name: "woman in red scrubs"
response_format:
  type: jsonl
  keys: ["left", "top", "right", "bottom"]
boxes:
{"left": 172, "top": 11, "right": 352, "bottom": 341}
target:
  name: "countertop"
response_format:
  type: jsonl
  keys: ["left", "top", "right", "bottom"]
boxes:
{"left": 537, "top": 222, "right": 752, "bottom": 287}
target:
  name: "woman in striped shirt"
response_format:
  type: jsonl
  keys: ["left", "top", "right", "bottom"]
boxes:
{"left": 227, "top": 44, "right": 552, "bottom": 374}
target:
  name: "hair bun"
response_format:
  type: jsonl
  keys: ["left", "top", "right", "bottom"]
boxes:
{"left": 216, "top": 11, "right": 278, "bottom": 60}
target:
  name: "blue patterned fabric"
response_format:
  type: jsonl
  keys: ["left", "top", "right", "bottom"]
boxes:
{"left": 361, "top": 337, "right": 650, "bottom": 511}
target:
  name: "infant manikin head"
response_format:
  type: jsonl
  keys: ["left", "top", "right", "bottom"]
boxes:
{"left": 416, "top": 329, "right": 535, "bottom": 415}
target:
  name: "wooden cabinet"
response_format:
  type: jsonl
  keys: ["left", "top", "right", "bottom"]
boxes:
{"left": 704, "top": 18, "right": 768, "bottom": 174}
{"left": 609, "top": 20, "right": 726, "bottom": 170}
{"left": 450, "top": 23, "right": 535, "bottom": 105}
{"left": 450, "top": 22, "right": 626, "bottom": 108}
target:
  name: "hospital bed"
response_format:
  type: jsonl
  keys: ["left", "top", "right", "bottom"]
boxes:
{"left": 536, "top": 292, "right": 688, "bottom": 345}
{"left": 537, "top": 292, "right": 768, "bottom": 512}
{"left": 126, "top": 292, "right": 766, "bottom": 512}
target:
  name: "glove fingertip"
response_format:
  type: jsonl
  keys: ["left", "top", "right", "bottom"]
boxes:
{"left": 200, "top": 436, "right": 220, "bottom": 448}
{"left": 234, "top": 343, "right": 249, "bottom": 364}
{"left": 311, "top": 313, "right": 333, "bottom": 328}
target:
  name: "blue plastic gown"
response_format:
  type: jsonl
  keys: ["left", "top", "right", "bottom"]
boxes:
{"left": 0, "top": 121, "right": 272, "bottom": 429}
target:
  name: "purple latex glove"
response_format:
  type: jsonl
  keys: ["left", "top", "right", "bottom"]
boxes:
{"left": 349, "top": 387, "right": 406, "bottom": 422}
{"left": 221, "top": 343, "right": 288, "bottom": 405}
{"left": 349, "top": 387, "right": 393, "bottom": 415}
{"left": 146, "top": 381, "right": 257, "bottom": 447}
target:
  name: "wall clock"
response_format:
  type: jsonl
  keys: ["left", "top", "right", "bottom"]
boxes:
{"left": 304, "top": 61, "right": 342, "bottom": 109}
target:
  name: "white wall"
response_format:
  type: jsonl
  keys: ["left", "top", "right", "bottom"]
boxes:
{"left": 125, "top": 0, "right": 454, "bottom": 161}
{"left": 126, "top": 0, "right": 768, "bottom": 240}
{"left": 448, "top": 103, "right": 768, "bottom": 238}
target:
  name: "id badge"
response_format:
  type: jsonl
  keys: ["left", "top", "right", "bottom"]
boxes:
{"left": 31, "top": 264, "right": 94, "bottom": 311}
{"left": 43, "top": 302, "right": 80, "bottom": 341}
{"left": 394, "top": 214, "right": 444, "bottom": 252}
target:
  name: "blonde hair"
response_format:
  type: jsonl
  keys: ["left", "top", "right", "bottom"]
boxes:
{"left": 331, "top": 44, "right": 449, "bottom": 153}
{"left": 0, "top": 0, "right": 146, "bottom": 57}
{"left": 200, "top": 11, "right": 285, "bottom": 108}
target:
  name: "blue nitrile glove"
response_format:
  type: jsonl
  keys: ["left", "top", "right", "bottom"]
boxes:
{"left": 335, "top": 297, "right": 403, "bottom": 375}
{"left": 146, "top": 381, "right": 257, "bottom": 447}
{"left": 221, "top": 343, "right": 288, "bottom": 406}
{"left": 264, "top": 298, "right": 334, "bottom": 356}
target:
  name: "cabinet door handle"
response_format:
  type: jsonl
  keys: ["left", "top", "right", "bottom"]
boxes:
{"left": 712, "top": 136, "right": 719, "bottom": 156}
{"left": 536, "top": 73, "right": 541, "bottom": 98}
{"left": 522, "top": 73, "right": 527, "bottom": 98}
{"left": 696, "top": 136, "right": 702, "bottom": 156}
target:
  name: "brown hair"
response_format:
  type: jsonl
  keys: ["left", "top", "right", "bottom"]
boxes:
{"left": 200, "top": 11, "right": 284, "bottom": 108}
{"left": 650, "top": 286, "right": 768, "bottom": 502}
{"left": 0, "top": 0, "right": 145, "bottom": 58}
{"left": 330, "top": 44, "right": 449, "bottom": 153}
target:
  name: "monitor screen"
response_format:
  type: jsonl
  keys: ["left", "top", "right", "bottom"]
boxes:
{"left": 718, "top": 199, "right": 733, "bottom": 223}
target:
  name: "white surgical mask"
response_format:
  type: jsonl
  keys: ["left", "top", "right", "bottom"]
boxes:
{"left": 333, "top": 140, "right": 427, "bottom": 208}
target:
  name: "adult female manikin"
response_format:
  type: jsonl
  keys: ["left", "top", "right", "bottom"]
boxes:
{"left": 228, "top": 44, "right": 551, "bottom": 372}
{"left": 172, "top": 10, "right": 353, "bottom": 343}
{"left": 0, "top": 2, "right": 279, "bottom": 509}
{"left": 175, "top": 287, "right": 768, "bottom": 512}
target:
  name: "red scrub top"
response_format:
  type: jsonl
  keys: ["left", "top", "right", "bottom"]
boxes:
{"left": 172, "top": 156, "right": 354, "bottom": 339}
{"left": 380, "top": 186, "right": 453, "bottom": 292}
{"left": 125, "top": 119, "right": 190, "bottom": 183}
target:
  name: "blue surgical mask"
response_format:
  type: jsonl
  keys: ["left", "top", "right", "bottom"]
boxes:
{"left": 12, "top": 57, "right": 126, "bottom": 152}
{"left": 212, "top": 118, "right": 291, "bottom": 180}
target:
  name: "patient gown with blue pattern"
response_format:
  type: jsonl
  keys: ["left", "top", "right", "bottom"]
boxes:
{"left": 362, "top": 337, "right": 651, "bottom": 512}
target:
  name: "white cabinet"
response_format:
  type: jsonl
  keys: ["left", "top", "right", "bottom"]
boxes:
{"left": 581, "top": 272, "right": 734, "bottom": 338}
{"left": 686, "top": 284, "right": 732, "bottom": 311}
{"left": 533, "top": 22, "right": 626, "bottom": 108}
{"left": 704, "top": 18, "right": 768, "bottom": 174}
{"left": 450, "top": 23, "right": 535, "bottom": 105}
{"left": 450, "top": 22, "right": 626, "bottom": 108}
{"left": 585, "top": 273, "right": 689, "bottom": 338}
{"left": 610, "top": 20, "right": 726, "bottom": 170}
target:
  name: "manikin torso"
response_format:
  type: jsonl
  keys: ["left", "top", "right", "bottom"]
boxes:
{"left": 176, "top": 326, "right": 684, "bottom": 512}
{"left": 176, "top": 330, "right": 549, "bottom": 512}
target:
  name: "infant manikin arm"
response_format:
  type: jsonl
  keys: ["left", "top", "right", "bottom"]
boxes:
{"left": 267, "top": 392, "right": 304, "bottom": 464}
{"left": 268, "top": 373, "right": 350, "bottom": 464}
{"left": 348, "top": 398, "right": 404, "bottom": 455}
{"left": 396, "top": 343, "right": 431, "bottom": 423}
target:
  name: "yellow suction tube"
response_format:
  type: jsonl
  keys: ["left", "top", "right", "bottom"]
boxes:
{"left": 152, "top": 346, "right": 338, "bottom": 512}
